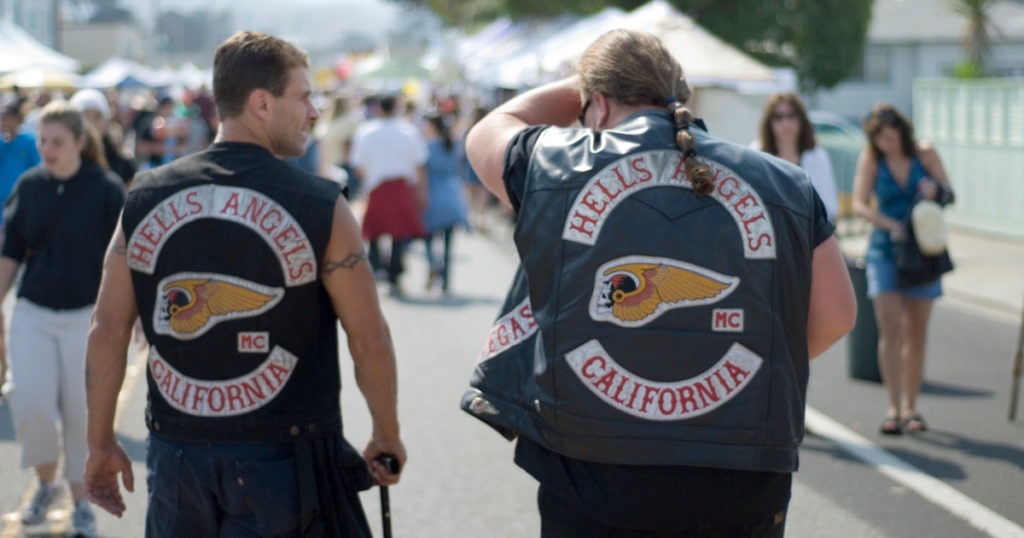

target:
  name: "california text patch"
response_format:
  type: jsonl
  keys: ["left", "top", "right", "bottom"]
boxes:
{"left": 149, "top": 345, "right": 298, "bottom": 417}
{"left": 591, "top": 256, "right": 739, "bottom": 327}
{"left": 565, "top": 339, "right": 763, "bottom": 421}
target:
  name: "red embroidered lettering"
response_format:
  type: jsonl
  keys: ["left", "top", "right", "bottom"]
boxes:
{"left": 612, "top": 165, "right": 635, "bottom": 190}
{"left": 748, "top": 233, "right": 773, "bottom": 251}
{"left": 593, "top": 369, "right": 617, "bottom": 394}
{"left": 658, "top": 389, "right": 677, "bottom": 415}
{"left": 192, "top": 386, "right": 208, "bottom": 411}
{"left": 638, "top": 385, "right": 659, "bottom": 413}
{"left": 715, "top": 175, "right": 740, "bottom": 202}
{"left": 242, "top": 198, "right": 268, "bottom": 222}
{"left": 208, "top": 386, "right": 225, "bottom": 412}
{"left": 259, "top": 209, "right": 283, "bottom": 234}
{"left": 631, "top": 156, "right": 653, "bottom": 183}
{"left": 568, "top": 211, "right": 599, "bottom": 237}
{"left": 168, "top": 199, "right": 188, "bottom": 222}
{"left": 565, "top": 340, "right": 764, "bottom": 421}
{"left": 671, "top": 155, "right": 688, "bottom": 180}
{"left": 611, "top": 376, "right": 630, "bottom": 405}
{"left": 241, "top": 378, "right": 265, "bottom": 404}
{"left": 186, "top": 191, "right": 202, "bottom": 214}
{"left": 221, "top": 192, "right": 241, "bottom": 215}
{"left": 288, "top": 261, "right": 315, "bottom": 282}
{"left": 581, "top": 356, "right": 605, "bottom": 379}
{"left": 731, "top": 193, "right": 759, "bottom": 217}
{"left": 676, "top": 385, "right": 698, "bottom": 413}
{"left": 695, "top": 377, "right": 721, "bottom": 407}
{"left": 725, "top": 360, "right": 751, "bottom": 385}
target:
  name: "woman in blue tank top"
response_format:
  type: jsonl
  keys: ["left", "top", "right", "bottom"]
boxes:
{"left": 852, "top": 103, "right": 954, "bottom": 435}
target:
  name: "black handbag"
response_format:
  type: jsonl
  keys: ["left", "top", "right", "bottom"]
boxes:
{"left": 895, "top": 204, "right": 954, "bottom": 288}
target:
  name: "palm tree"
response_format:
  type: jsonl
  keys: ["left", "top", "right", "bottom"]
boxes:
{"left": 948, "top": 0, "right": 999, "bottom": 74}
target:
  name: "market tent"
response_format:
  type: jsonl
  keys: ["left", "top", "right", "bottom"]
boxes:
{"left": 626, "top": 1, "right": 778, "bottom": 89}
{"left": 530, "top": 0, "right": 781, "bottom": 89}
{"left": 0, "top": 67, "right": 81, "bottom": 90}
{"left": 0, "top": 18, "right": 79, "bottom": 73}
{"left": 79, "top": 57, "right": 160, "bottom": 89}
{"left": 460, "top": 15, "right": 583, "bottom": 89}
{"left": 459, "top": 0, "right": 795, "bottom": 143}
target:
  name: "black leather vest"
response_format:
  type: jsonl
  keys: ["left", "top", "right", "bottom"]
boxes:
{"left": 123, "top": 143, "right": 343, "bottom": 443}
{"left": 463, "top": 112, "right": 819, "bottom": 472}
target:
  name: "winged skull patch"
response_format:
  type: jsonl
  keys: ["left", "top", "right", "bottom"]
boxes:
{"left": 591, "top": 256, "right": 739, "bottom": 327}
{"left": 154, "top": 273, "right": 284, "bottom": 340}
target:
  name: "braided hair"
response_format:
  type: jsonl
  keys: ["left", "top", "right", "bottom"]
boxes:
{"left": 667, "top": 101, "right": 714, "bottom": 195}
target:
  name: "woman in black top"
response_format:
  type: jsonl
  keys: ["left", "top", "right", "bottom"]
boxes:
{"left": 0, "top": 101, "right": 124, "bottom": 537}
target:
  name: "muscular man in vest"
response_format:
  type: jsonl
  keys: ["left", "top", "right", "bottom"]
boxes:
{"left": 83, "top": 31, "right": 405, "bottom": 537}
{"left": 463, "top": 29, "right": 855, "bottom": 536}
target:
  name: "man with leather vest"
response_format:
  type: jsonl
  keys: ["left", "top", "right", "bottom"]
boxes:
{"left": 83, "top": 31, "right": 405, "bottom": 537}
{"left": 464, "top": 29, "right": 855, "bottom": 537}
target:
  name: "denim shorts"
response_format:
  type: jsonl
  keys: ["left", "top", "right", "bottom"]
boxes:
{"left": 866, "top": 257, "right": 943, "bottom": 299}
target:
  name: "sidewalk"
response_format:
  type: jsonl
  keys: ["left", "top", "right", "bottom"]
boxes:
{"left": 839, "top": 226, "right": 1024, "bottom": 322}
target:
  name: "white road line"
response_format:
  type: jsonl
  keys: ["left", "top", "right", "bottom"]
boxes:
{"left": 805, "top": 406, "right": 1024, "bottom": 538}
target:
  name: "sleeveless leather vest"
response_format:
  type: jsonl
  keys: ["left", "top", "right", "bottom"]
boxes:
{"left": 463, "top": 112, "right": 819, "bottom": 472}
{"left": 123, "top": 142, "right": 343, "bottom": 443}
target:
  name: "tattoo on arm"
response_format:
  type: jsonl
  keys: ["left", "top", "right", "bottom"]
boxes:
{"left": 322, "top": 250, "right": 368, "bottom": 275}
{"left": 110, "top": 244, "right": 127, "bottom": 256}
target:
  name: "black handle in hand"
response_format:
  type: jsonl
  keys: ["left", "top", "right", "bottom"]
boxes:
{"left": 376, "top": 454, "right": 399, "bottom": 538}
{"left": 377, "top": 454, "right": 401, "bottom": 475}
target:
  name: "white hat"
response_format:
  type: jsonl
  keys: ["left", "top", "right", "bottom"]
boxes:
{"left": 69, "top": 88, "right": 111, "bottom": 121}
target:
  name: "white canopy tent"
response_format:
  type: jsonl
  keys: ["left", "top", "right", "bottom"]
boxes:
{"left": 460, "top": 0, "right": 796, "bottom": 143}
{"left": 80, "top": 57, "right": 213, "bottom": 91}
{"left": 0, "top": 18, "right": 79, "bottom": 74}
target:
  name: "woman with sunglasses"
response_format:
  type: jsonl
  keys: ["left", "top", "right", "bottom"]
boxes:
{"left": 754, "top": 93, "right": 839, "bottom": 222}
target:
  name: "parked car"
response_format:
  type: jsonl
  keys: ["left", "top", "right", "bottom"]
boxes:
{"left": 810, "top": 111, "right": 866, "bottom": 219}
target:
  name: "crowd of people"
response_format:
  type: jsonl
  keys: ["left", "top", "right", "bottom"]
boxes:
{"left": 0, "top": 26, "right": 955, "bottom": 538}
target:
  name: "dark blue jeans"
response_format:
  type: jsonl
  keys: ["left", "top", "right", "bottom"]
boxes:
{"left": 146, "top": 433, "right": 369, "bottom": 537}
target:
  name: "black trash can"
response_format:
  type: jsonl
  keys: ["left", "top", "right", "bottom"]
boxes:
{"left": 846, "top": 256, "right": 881, "bottom": 382}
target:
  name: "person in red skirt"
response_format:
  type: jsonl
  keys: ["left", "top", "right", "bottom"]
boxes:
{"left": 351, "top": 94, "right": 428, "bottom": 296}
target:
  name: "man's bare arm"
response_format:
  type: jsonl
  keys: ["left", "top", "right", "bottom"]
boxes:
{"left": 807, "top": 236, "right": 857, "bottom": 359}
{"left": 321, "top": 195, "right": 405, "bottom": 484}
{"left": 84, "top": 222, "right": 138, "bottom": 515}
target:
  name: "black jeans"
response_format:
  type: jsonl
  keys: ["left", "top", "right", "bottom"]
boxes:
{"left": 368, "top": 237, "right": 410, "bottom": 284}
{"left": 538, "top": 486, "right": 787, "bottom": 538}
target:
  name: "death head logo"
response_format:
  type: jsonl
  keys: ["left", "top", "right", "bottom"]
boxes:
{"left": 591, "top": 256, "right": 739, "bottom": 327}
{"left": 155, "top": 273, "right": 284, "bottom": 340}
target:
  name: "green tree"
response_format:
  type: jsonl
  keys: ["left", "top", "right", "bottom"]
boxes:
{"left": 396, "top": 0, "right": 873, "bottom": 91}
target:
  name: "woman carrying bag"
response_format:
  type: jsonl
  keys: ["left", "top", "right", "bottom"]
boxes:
{"left": 852, "top": 103, "right": 955, "bottom": 436}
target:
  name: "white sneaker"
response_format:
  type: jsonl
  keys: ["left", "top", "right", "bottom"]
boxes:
{"left": 70, "top": 499, "right": 97, "bottom": 538}
{"left": 20, "top": 480, "right": 63, "bottom": 526}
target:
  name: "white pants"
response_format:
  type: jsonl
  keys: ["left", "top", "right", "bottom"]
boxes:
{"left": 5, "top": 299, "right": 92, "bottom": 483}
